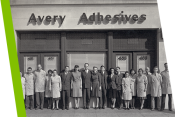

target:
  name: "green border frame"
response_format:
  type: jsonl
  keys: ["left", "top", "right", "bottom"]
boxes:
{"left": 1, "top": 0, "right": 26, "bottom": 117}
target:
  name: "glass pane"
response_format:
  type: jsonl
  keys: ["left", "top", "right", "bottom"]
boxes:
{"left": 44, "top": 56, "right": 57, "bottom": 73}
{"left": 24, "top": 56, "right": 37, "bottom": 72}
{"left": 137, "top": 55, "right": 150, "bottom": 73}
{"left": 67, "top": 53, "right": 106, "bottom": 70}
{"left": 116, "top": 55, "right": 129, "bottom": 73}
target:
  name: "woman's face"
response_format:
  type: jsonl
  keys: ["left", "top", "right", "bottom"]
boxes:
{"left": 131, "top": 70, "right": 135, "bottom": 74}
{"left": 75, "top": 67, "right": 79, "bottom": 71}
{"left": 125, "top": 73, "right": 129, "bottom": 77}
{"left": 111, "top": 69, "right": 114, "bottom": 74}
{"left": 93, "top": 68, "right": 97, "bottom": 72}
{"left": 48, "top": 71, "right": 52, "bottom": 75}
{"left": 53, "top": 71, "right": 57, "bottom": 75}
{"left": 154, "top": 68, "right": 158, "bottom": 73}
{"left": 138, "top": 70, "right": 143, "bottom": 75}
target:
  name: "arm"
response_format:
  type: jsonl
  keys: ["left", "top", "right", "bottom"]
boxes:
{"left": 59, "top": 76, "right": 62, "bottom": 91}
{"left": 144, "top": 76, "right": 148, "bottom": 92}
{"left": 80, "top": 76, "right": 82, "bottom": 89}
{"left": 122, "top": 79, "right": 125, "bottom": 93}
{"left": 99, "top": 74, "right": 101, "bottom": 90}
{"left": 49, "top": 77, "right": 52, "bottom": 91}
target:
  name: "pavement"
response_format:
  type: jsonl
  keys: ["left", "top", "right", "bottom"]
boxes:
{"left": 26, "top": 108, "right": 175, "bottom": 117}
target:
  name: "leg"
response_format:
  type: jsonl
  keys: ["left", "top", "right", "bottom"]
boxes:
{"left": 74, "top": 98, "right": 77, "bottom": 108}
{"left": 132, "top": 97, "right": 135, "bottom": 109}
{"left": 62, "top": 91, "right": 65, "bottom": 110}
{"left": 127, "top": 101, "right": 130, "bottom": 109}
{"left": 161, "top": 94, "right": 166, "bottom": 110}
{"left": 25, "top": 95, "right": 29, "bottom": 109}
{"left": 168, "top": 94, "right": 172, "bottom": 111}
{"left": 86, "top": 88, "right": 90, "bottom": 108}
{"left": 56, "top": 100, "right": 59, "bottom": 109}
{"left": 124, "top": 100, "right": 127, "bottom": 109}
{"left": 52, "top": 100, "right": 55, "bottom": 109}
{"left": 29, "top": 95, "right": 34, "bottom": 109}
{"left": 66, "top": 90, "right": 70, "bottom": 109}
{"left": 151, "top": 96, "right": 155, "bottom": 110}
{"left": 77, "top": 98, "right": 80, "bottom": 108}
{"left": 103, "top": 89, "right": 107, "bottom": 108}
{"left": 83, "top": 89, "right": 86, "bottom": 108}
{"left": 96, "top": 97, "right": 99, "bottom": 108}
{"left": 35, "top": 92, "right": 40, "bottom": 109}
{"left": 113, "top": 98, "right": 116, "bottom": 108}
{"left": 99, "top": 97, "right": 102, "bottom": 108}
{"left": 118, "top": 90, "right": 122, "bottom": 108}
{"left": 40, "top": 92, "right": 44, "bottom": 109}
{"left": 141, "top": 99, "right": 145, "bottom": 109}
{"left": 157, "top": 96, "right": 162, "bottom": 110}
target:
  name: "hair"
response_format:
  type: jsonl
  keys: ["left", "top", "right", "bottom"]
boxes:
{"left": 53, "top": 69, "right": 57, "bottom": 72}
{"left": 153, "top": 66, "right": 159, "bottom": 70}
{"left": 65, "top": 66, "right": 69, "bottom": 68}
{"left": 130, "top": 69, "right": 136, "bottom": 74}
{"left": 93, "top": 66, "right": 98, "bottom": 69}
{"left": 48, "top": 69, "right": 53, "bottom": 74}
{"left": 74, "top": 65, "right": 79, "bottom": 69}
{"left": 27, "top": 67, "right": 32, "bottom": 70}
{"left": 84, "top": 63, "right": 89, "bottom": 66}
{"left": 164, "top": 63, "right": 167, "bottom": 65}
{"left": 101, "top": 65, "right": 105, "bottom": 68}
{"left": 109, "top": 68, "right": 115, "bottom": 75}
{"left": 116, "top": 66, "right": 120, "bottom": 69}
{"left": 125, "top": 71, "right": 129, "bottom": 74}
{"left": 138, "top": 68, "right": 144, "bottom": 73}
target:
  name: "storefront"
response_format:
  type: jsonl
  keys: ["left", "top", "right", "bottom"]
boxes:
{"left": 11, "top": 0, "right": 167, "bottom": 108}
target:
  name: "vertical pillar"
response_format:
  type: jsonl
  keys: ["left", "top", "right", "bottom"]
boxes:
{"left": 107, "top": 32, "right": 113, "bottom": 70}
{"left": 156, "top": 28, "right": 160, "bottom": 68}
{"left": 61, "top": 32, "right": 66, "bottom": 71}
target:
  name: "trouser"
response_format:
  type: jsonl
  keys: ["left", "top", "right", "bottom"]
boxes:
{"left": 116, "top": 90, "right": 122, "bottom": 108}
{"left": 62, "top": 90, "right": 70, "bottom": 109}
{"left": 35, "top": 92, "right": 44, "bottom": 109}
{"left": 162, "top": 94, "right": 172, "bottom": 110}
{"left": 99, "top": 88, "right": 107, "bottom": 107}
{"left": 25, "top": 95, "right": 34, "bottom": 109}
{"left": 151, "top": 96, "right": 162, "bottom": 110}
{"left": 83, "top": 88, "right": 90, "bottom": 107}
{"left": 46, "top": 97, "right": 52, "bottom": 108}
{"left": 145, "top": 94, "right": 151, "bottom": 108}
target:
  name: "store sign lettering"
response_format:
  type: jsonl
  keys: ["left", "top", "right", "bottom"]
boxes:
{"left": 78, "top": 11, "right": 146, "bottom": 24}
{"left": 28, "top": 13, "right": 66, "bottom": 27}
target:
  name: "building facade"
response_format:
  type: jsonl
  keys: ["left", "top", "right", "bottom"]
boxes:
{"left": 10, "top": 0, "right": 169, "bottom": 108}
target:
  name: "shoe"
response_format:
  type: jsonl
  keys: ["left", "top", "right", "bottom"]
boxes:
{"left": 30, "top": 107, "right": 34, "bottom": 110}
{"left": 169, "top": 109, "right": 173, "bottom": 111}
{"left": 77, "top": 107, "right": 79, "bottom": 109}
{"left": 133, "top": 107, "right": 135, "bottom": 109}
{"left": 102, "top": 106, "right": 105, "bottom": 109}
{"left": 40, "top": 107, "right": 43, "bottom": 110}
{"left": 83, "top": 106, "right": 86, "bottom": 109}
{"left": 35, "top": 107, "right": 39, "bottom": 110}
{"left": 56, "top": 108, "right": 59, "bottom": 110}
{"left": 151, "top": 109, "right": 154, "bottom": 111}
{"left": 62, "top": 107, "right": 65, "bottom": 110}
{"left": 128, "top": 108, "right": 130, "bottom": 110}
{"left": 52, "top": 107, "right": 55, "bottom": 110}
{"left": 99, "top": 107, "right": 102, "bottom": 109}
{"left": 87, "top": 106, "right": 90, "bottom": 109}
{"left": 66, "top": 107, "right": 69, "bottom": 110}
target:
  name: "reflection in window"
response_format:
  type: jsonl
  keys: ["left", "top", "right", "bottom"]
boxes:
{"left": 44, "top": 56, "right": 57, "bottom": 73}
{"left": 137, "top": 55, "right": 150, "bottom": 73}
{"left": 24, "top": 56, "right": 37, "bottom": 72}
{"left": 116, "top": 55, "right": 129, "bottom": 73}
{"left": 67, "top": 53, "right": 106, "bottom": 70}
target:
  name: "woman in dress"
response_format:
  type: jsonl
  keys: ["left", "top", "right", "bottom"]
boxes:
{"left": 150, "top": 66, "right": 162, "bottom": 111}
{"left": 122, "top": 71, "right": 132, "bottom": 110}
{"left": 91, "top": 66, "right": 101, "bottom": 109}
{"left": 129, "top": 69, "right": 137, "bottom": 109}
{"left": 20, "top": 72, "right": 25, "bottom": 100}
{"left": 45, "top": 70, "right": 52, "bottom": 109}
{"left": 71, "top": 65, "right": 82, "bottom": 109}
{"left": 49, "top": 69, "right": 62, "bottom": 110}
{"left": 136, "top": 68, "right": 148, "bottom": 110}
{"left": 107, "top": 68, "right": 117, "bottom": 109}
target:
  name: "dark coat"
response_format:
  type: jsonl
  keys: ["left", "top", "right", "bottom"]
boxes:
{"left": 60, "top": 72, "right": 72, "bottom": 91}
{"left": 81, "top": 70, "right": 92, "bottom": 89}
{"left": 116, "top": 73, "right": 124, "bottom": 90}
{"left": 107, "top": 74, "right": 117, "bottom": 89}
{"left": 99, "top": 71, "right": 108, "bottom": 90}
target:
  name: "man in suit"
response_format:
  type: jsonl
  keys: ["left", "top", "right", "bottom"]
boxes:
{"left": 81, "top": 63, "right": 92, "bottom": 109}
{"left": 115, "top": 67, "right": 124, "bottom": 109}
{"left": 99, "top": 65, "right": 108, "bottom": 109}
{"left": 60, "top": 66, "right": 72, "bottom": 110}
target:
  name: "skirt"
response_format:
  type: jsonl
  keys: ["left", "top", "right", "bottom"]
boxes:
{"left": 52, "top": 97, "right": 60, "bottom": 101}
{"left": 91, "top": 82, "right": 101, "bottom": 97}
{"left": 108, "top": 88, "right": 116, "bottom": 98}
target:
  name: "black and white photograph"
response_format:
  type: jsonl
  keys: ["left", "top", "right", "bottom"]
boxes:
{"left": 10, "top": 0, "right": 174, "bottom": 117}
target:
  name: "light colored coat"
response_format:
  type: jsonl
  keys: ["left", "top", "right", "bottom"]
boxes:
{"left": 130, "top": 74, "right": 137, "bottom": 96}
{"left": 161, "top": 71, "right": 172, "bottom": 94}
{"left": 122, "top": 77, "right": 132, "bottom": 100}
{"left": 24, "top": 73, "right": 34, "bottom": 96}
{"left": 21, "top": 77, "right": 25, "bottom": 99}
{"left": 34, "top": 70, "right": 46, "bottom": 92}
{"left": 151, "top": 73, "right": 162, "bottom": 97}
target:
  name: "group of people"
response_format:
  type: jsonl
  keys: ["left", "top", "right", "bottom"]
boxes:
{"left": 20, "top": 63, "right": 172, "bottom": 111}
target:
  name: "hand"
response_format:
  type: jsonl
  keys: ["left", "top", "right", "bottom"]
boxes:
{"left": 144, "top": 89, "right": 147, "bottom": 92}
{"left": 80, "top": 86, "right": 82, "bottom": 89}
{"left": 91, "top": 87, "right": 92, "bottom": 91}
{"left": 99, "top": 86, "right": 101, "bottom": 91}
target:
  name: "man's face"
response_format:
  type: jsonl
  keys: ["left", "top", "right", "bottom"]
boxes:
{"left": 53, "top": 71, "right": 57, "bottom": 75}
{"left": 125, "top": 73, "right": 129, "bottom": 77}
{"left": 84, "top": 64, "right": 89, "bottom": 70}
{"left": 65, "top": 67, "right": 69, "bottom": 72}
{"left": 145, "top": 67, "right": 150, "bottom": 73}
{"left": 164, "top": 64, "right": 168, "bottom": 70}
{"left": 116, "top": 68, "right": 120, "bottom": 72}
{"left": 154, "top": 68, "right": 158, "bottom": 73}
{"left": 28, "top": 69, "right": 32, "bottom": 74}
{"left": 38, "top": 65, "right": 42, "bottom": 70}
{"left": 101, "top": 67, "right": 105, "bottom": 71}
{"left": 111, "top": 69, "right": 114, "bottom": 74}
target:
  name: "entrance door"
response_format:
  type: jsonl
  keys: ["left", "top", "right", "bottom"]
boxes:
{"left": 113, "top": 53, "right": 132, "bottom": 73}
{"left": 133, "top": 52, "right": 155, "bottom": 73}
{"left": 20, "top": 53, "right": 60, "bottom": 74}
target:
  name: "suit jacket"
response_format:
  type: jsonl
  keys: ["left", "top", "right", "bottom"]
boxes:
{"left": 60, "top": 72, "right": 72, "bottom": 91}
{"left": 107, "top": 74, "right": 117, "bottom": 89}
{"left": 99, "top": 71, "right": 108, "bottom": 90}
{"left": 116, "top": 73, "right": 124, "bottom": 90}
{"left": 81, "top": 70, "right": 92, "bottom": 89}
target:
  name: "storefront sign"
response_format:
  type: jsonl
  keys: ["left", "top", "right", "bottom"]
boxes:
{"left": 79, "top": 11, "right": 146, "bottom": 24}
{"left": 28, "top": 13, "right": 66, "bottom": 27}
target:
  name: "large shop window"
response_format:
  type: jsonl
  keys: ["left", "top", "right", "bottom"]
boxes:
{"left": 67, "top": 53, "right": 106, "bottom": 70}
{"left": 24, "top": 56, "right": 37, "bottom": 72}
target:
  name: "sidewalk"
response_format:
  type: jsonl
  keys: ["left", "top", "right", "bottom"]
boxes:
{"left": 26, "top": 108, "right": 175, "bottom": 117}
